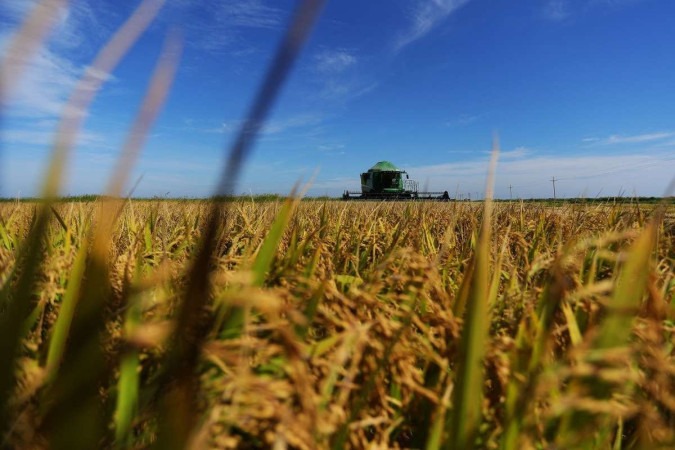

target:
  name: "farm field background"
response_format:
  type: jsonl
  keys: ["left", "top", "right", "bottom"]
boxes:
{"left": 0, "top": 199, "right": 673, "bottom": 449}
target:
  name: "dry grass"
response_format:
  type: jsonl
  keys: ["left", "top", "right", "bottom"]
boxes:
{"left": 2, "top": 1, "right": 674, "bottom": 448}
{"left": 0, "top": 199, "right": 673, "bottom": 449}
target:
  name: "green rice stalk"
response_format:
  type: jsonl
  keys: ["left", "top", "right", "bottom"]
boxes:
{"left": 0, "top": 213, "right": 15, "bottom": 250}
{"left": 446, "top": 139, "right": 498, "bottom": 449}
{"left": 595, "top": 222, "right": 657, "bottom": 349}
{"left": 452, "top": 249, "right": 475, "bottom": 318}
{"left": 500, "top": 257, "right": 570, "bottom": 450}
{"left": 219, "top": 193, "right": 299, "bottom": 339}
{"left": 113, "top": 244, "right": 145, "bottom": 448}
{"left": 556, "top": 218, "right": 659, "bottom": 448}
{"left": 44, "top": 242, "right": 87, "bottom": 378}
{"left": 252, "top": 192, "right": 299, "bottom": 287}
{"left": 41, "top": 16, "right": 171, "bottom": 450}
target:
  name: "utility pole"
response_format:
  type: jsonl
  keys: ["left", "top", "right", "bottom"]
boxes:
{"left": 509, "top": 184, "right": 513, "bottom": 200}
{"left": 551, "top": 177, "right": 557, "bottom": 200}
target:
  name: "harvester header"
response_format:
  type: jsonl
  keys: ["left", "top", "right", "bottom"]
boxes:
{"left": 343, "top": 161, "right": 449, "bottom": 200}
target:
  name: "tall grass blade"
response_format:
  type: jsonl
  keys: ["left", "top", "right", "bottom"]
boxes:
{"left": 153, "top": 2, "right": 326, "bottom": 449}
{"left": 113, "top": 246, "right": 145, "bottom": 448}
{"left": 447, "top": 136, "right": 499, "bottom": 449}
{"left": 0, "top": 0, "right": 69, "bottom": 431}
{"left": 40, "top": 9, "right": 172, "bottom": 449}
{"left": 252, "top": 191, "right": 299, "bottom": 287}
{"left": 44, "top": 242, "right": 87, "bottom": 378}
{"left": 595, "top": 221, "right": 658, "bottom": 349}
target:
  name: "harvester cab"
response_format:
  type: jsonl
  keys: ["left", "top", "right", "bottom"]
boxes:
{"left": 360, "top": 161, "right": 406, "bottom": 194}
{"left": 343, "top": 161, "right": 449, "bottom": 201}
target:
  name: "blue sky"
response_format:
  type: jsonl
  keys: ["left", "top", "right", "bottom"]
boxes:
{"left": 1, "top": 0, "right": 674, "bottom": 199}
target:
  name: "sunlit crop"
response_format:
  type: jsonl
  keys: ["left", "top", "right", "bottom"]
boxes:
{"left": 1, "top": 198, "right": 673, "bottom": 448}
{"left": 2, "top": 1, "right": 674, "bottom": 448}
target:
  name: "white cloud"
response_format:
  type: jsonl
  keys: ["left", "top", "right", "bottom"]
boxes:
{"left": 543, "top": 0, "right": 649, "bottom": 21}
{"left": 544, "top": 0, "right": 571, "bottom": 21}
{"left": 314, "top": 49, "right": 357, "bottom": 74}
{"left": 261, "top": 114, "right": 323, "bottom": 135}
{"left": 3, "top": 45, "right": 80, "bottom": 117}
{"left": 584, "top": 131, "right": 675, "bottom": 145}
{"left": 0, "top": 0, "right": 114, "bottom": 118}
{"left": 2, "top": 128, "right": 105, "bottom": 147}
{"left": 447, "top": 113, "right": 480, "bottom": 127}
{"left": 171, "top": 0, "right": 286, "bottom": 53}
{"left": 209, "top": 114, "right": 323, "bottom": 136}
{"left": 394, "top": 0, "right": 471, "bottom": 52}
{"left": 318, "top": 79, "right": 378, "bottom": 101}
{"left": 307, "top": 48, "right": 376, "bottom": 102}
{"left": 216, "top": 0, "right": 284, "bottom": 29}
{"left": 317, "top": 143, "right": 345, "bottom": 155}
{"left": 499, "top": 146, "right": 531, "bottom": 159}
{"left": 478, "top": 147, "right": 531, "bottom": 160}
{"left": 404, "top": 150, "right": 675, "bottom": 198}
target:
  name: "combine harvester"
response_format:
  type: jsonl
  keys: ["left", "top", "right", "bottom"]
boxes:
{"left": 342, "top": 161, "right": 450, "bottom": 201}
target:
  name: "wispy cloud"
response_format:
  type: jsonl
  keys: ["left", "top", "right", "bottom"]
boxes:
{"left": 217, "top": 0, "right": 284, "bottom": 29}
{"left": 405, "top": 150, "right": 675, "bottom": 198}
{"left": 497, "top": 146, "right": 531, "bottom": 159}
{"left": 318, "top": 79, "right": 378, "bottom": 101}
{"left": 543, "top": 0, "right": 571, "bottom": 21}
{"left": 171, "top": 0, "right": 286, "bottom": 54}
{"left": 204, "top": 114, "right": 324, "bottom": 136}
{"left": 0, "top": 0, "right": 113, "bottom": 118}
{"left": 583, "top": 131, "right": 675, "bottom": 145}
{"left": 317, "top": 143, "right": 345, "bottom": 156}
{"left": 543, "top": 0, "right": 649, "bottom": 21}
{"left": 261, "top": 114, "right": 323, "bottom": 135}
{"left": 394, "top": 0, "right": 471, "bottom": 52}
{"left": 477, "top": 146, "right": 531, "bottom": 160}
{"left": 2, "top": 128, "right": 106, "bottom": 147}
{"left": 446, "top": 113, "right": 481, "bottom": 127}
{"left": 1, "top": 0, "right": 110, "bottom": 51}
{"left": 2, "top": 45, "right": 80, "bottom": 117}
{"left": 313, "top": 49, "right": 357, "bottom": 74}
{"left": 306, "top": 47, "right": 376, "bottom": 102}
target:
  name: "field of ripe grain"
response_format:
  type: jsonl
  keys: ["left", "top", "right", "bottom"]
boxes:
{"left": 0, "top": 199, "right": 673, "bottom": 449}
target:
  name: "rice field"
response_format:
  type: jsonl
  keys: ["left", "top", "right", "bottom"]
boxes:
{"left": 0, "top": 198, "right": 673, "bottom": 449}
{"left": 2, "top": 1, "right": 674, "bottom": 448}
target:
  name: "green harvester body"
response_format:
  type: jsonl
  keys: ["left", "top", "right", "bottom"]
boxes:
{"left": 343, "top": 161, "right": 449, "bottom": 200}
